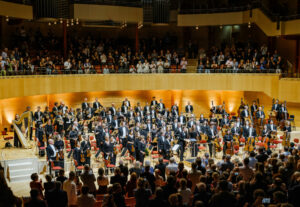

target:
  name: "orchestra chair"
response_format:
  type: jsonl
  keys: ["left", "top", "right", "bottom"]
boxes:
{"left": 96, "top": 194, "right": 106, "bottom": 201}
{"left": 74, "top": 160, "right": 84, "bottom": 173}
{"left": 125, "top": 197, "right": 136, "bottom": 207}
{"left": 2, "top": 130, "right": 8, "bottom": 138}
{"left": 50, "top": 160, "right": 62, "bottom": 174}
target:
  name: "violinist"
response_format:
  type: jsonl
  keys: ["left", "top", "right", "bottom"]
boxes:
{"left": 223, "top": 130, "right": 233, "bottom": 156}
{"left": 67, "top": 126, "right": 78, "bottom": 158}
{"left": 73, "top": 142, "right": 82, "bottom": 166}
{"left": 45, "top": 119, "right": 54, "bottom": 141}
{"left": 54, "top": 135, "right": 65, "bottom": 168}
{"left": 81, "top": 136, "right": 91, "bottom": 166}
{"left": 127, "top": 130, "right": 136, "bottom": 158}
{"left": 207, "top": 125, "right": 217, "bottom": 157}
{"left": 36, "top": 123, "right": 45, "bottom": 148}
{"left": 46, "top": 139, "right": 57, "bottom": 174}
{"left": 109, "top": 137, "right": 117, "bottom": 165}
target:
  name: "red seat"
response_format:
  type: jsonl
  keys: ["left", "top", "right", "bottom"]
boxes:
{"left": 270, "top": 145, "right": 276, "bottom": 149}
{"left": 4, "top": 136, "right": 13, "bottom": 140}
{"left": 239, "top": 138, "right": 245, "bottom": 143}
{"left": 152, "top": 155, "right": 160, "bottom": 159}
{"left": 258, "top": 137, "right": 262, "bottom": 141}
{"left": 152, "top": 151, "right": 159, "bottom": 154}
{"left": 66, "top": 149, "right": 71, "bottom": 152}
{"left": 163, "top": 159, "right": 169, "bottom": 163}
{"left": 39, "top": 147, "right": 46, "bottom": 150}
{"left": 51, "top": 161, "right": 62, "bottom": 171}
{"left": 198, "top": 146, "right": 206, "bottom": 150}
{"left": 273, "top": 140, "right": 282, "bottom": 144}
{"left": 125, "top": 197, "right": 136, "bottom": 207}
{"left": 199, "top": 140, "right": 207, "bottom": 143}
{"left": 96, "top": 194, "right": 106, "bottom": 201}
{"left": 294, "top": 138, "right": 299, "bottom": 143}
{"left": 107, "top": 164, "right": 115, "bottom": 168}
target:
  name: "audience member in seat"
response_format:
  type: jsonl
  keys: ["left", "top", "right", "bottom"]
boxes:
{"left": 29, "top": 173, "right": 44, "bottom": 200}
{"left": 46, "top": 181, "right": 68, "bottom": 207}
{"left": 80, "top": 164, "right": 96, "bottom": 195}
{"left": 134, "top": 177, "right": 152, "bottom": 207}
{"left": 126, "top": 172, "right": 137, "bottom": 197}
{"left": 97, "top": 167, "right": 109, "bottom": 194}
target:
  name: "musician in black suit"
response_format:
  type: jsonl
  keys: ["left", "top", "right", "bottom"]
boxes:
{"left": 272, "top": 99, "right": 280, "bottom": 112}
{"left": 34, "top": 106, "right": 43, "bottom": 123}
{"left": 187, "top": 116, "right": 196, "bottom": 128}
{"left": 36, "top": 123, "right": 45, "bottom": 147}
{"left": 45, "top": 119, "right": 54, "bottom": 140}
{"left": 178, "top": 112, "right": 186, "bottom": 125}
{"left": 73, "top": 142, "right": 82, "bottom": 166}
{"left": 150, "top": 96, "right": 158, "bottom": 107}
{"left": 111, "top": 115, "right": 119, "bottom": 130}
{"left": 137, "top": 136, "right": 146, "bottom": 164}
{"left": 82, "top": 97, "right": 89, "bottom": 111}
{"left": 158, "top": 132, "right": 171, "bottom": 159}
{"left": 199, "top": 114, "right": 207, "bottom": 124}
{"left": 246, "top": 123, "right": 257, "bottom": 141}
{"left": 110, "top": 103, "right": 117, "bottom": 116}
{"left": 250, "top": 101, "right": 258, "bottom": 117}
{"left": 261, "top": 124, "right": 269, "bottom": 137}
{"left": 207, "top": 125, "right": 217, "bottom": 157}
{"left": 52, "top": 102, "right": 59, "bottom": 117}
{"left": 54, "top": 136, "right": 65, "bottom": 168}
{"left": 67, "top": 126, "right": 78, "bottom": 158}
{"left": 231, "top": 122, "right": 241, "bottom": 136}
{"left": 95, "top": 122, "right": 103, "bottom": 151}
{"left": 256, "top": 106, "right": 265, "bottom": 126}
{"left": 93, "top": 97, "right": 102, "bottom": 111}
{"left": 118, "top": 122, "right": 128, "bottom": 148}
{"left": 177, "top": 127, "right": 187, "bottom": 161}
{"left": 157, "top": 99, "right": 165, "bottom": 114}
{"left": 209, "top": 113, "right": 218, "bottom": 126}
{"left": 127, "top": 130, "right": 136, "bottom": 158}
{"left": 145, "top": 119, "right": 152, "bottom": 132}
{"left": 109, "top": 137, "right": 117, "bottom": 165}
{"left": 122, "top": 97, "right": 131, "bottom": 108}
{"left": 171, "top": 103, "right": 179, "bottom": 117}
{"left": 267, "top": 120, "right": 277, "bottom": 134}
{"left": 135, "top": 102, "right": 143, "bottom": 115}
{"left": 223, "top": 130, "right": 233, "bottom": 155}
{"left": 220, "top": 115, "right": 230, "bottom": 127}
{"left": 80, "top": 136, "right": 91, "bottom": 166}
{"left": 46, "top": 139, "right": 57, "bottom": 174}
{"left": 121, "top": 104, "right": 128, "bottom": 115}
{"left": 279, "top": 103, "right": 288, "bottom": 120}
{"left": 185, "top": 101, "right": 193, "bottom": 113}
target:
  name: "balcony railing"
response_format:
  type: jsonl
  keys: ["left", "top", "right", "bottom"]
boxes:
{"left": 71, "top": 0, "right": 142, "bottom": 7}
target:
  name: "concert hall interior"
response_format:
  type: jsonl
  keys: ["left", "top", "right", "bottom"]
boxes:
{"left": 2, "top": 1, "right": 300, "bottom": 207}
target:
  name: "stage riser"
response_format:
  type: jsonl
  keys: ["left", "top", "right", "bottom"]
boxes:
{"left": 2, "top": 158, "right": 38, "bottom": 183}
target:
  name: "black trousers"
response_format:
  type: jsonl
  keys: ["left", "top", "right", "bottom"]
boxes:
{"left": 14, "top": 132, "right": 21, "bottom": 148}
{"left": 178, "top": 144, "right": 185, "bottom": 161}
{"left": 208, "top": 142, "right": 213, "bottom": 157}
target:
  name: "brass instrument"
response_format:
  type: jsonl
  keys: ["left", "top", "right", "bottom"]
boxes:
{"left": 111, "top": 129, "right": 119, "bottom": 136}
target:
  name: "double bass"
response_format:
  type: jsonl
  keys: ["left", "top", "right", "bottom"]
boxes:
{"left": 226, "top": 140, "right": 234, "bottom": 155}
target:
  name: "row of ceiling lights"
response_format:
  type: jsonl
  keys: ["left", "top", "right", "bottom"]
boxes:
{"left": 194, "top": 21, "right": 251, "bottom": 30}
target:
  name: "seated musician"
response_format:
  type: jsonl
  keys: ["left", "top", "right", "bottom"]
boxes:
{"left": 195, "top": 121, "right": 202, "bottom": 135}
{"left": 201, "top": 120, "right": 209, "bottom": 135}
{"left": 207, "top": 125, "right": 217, "bottom": 157}
{"left": 162, "top": 108, "right": 169, "bottom": 118}
{"left": 251, "top": 101, "right": 258, "bottom": 117}
{"left": 185, "top": 101, "right": 193, "bottom": 113}
{"left": 242, "top": 121, "right": 250, "bottom": 140}
{"left": 223, "top": 130, "right": 233, "bottom": 156}
{"left": 247, "top": 123, "right": 257, "bottom": 142}
{"left": 106, "top": 111, "right": 113, "bottom": 125}
{"left": 135, "top": 112, "right": 142, "bottom": 123}
{"left": 127, "top": 108, "right": 135, "bottom": 120}
{"left": 256, "top": 106, "right": 265, "bottom": 126}
{"left": 178, "top": 112, "right": 186, "bottom": 125}
{"left": 46, "top": 139, "right": 58, "bottom": 174}
{"left": 261, "top": 125, "right": 270, "bottom": 151}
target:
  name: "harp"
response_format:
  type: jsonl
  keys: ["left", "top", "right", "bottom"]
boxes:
{"left": 12, "top": 111, "right": 33, "bottom": 148}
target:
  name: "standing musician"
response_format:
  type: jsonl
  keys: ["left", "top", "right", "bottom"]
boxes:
{"left": 81, "top": 136, "right": 91, "bottom": 166}
{"left": 177, "top": 126, "right": 187, "bottom": 161}
{"left": 73, "top": 142, "right": 82, "bottom": 166}
{"left": 246, "top": 123, "right": 257, "bottom": 142}
{"left": 110, "top": 103, "right": 117, "bottom": 116}
{"left": 272, "top": 99, "right": 280, "bottom": 121}
{"left": 158, "top": 131, "right": 171, "bottom": 159}
{"left": 279, "top": 103, "right": 288, "bottom": 121}
{"left": 13, "top": 114, "right": 22, "bottom": 148}
{"left": 36, "top": 123, "right": 45, "bottom": 148}
{"left": 178, "top": 112, "right": 186, "bottom": 125}
{"left": 251, "top": 101, "right": 258, "bottom": 117}
{"left": 54, "top": 135, "right": 65, "bottom": 168}
{"left": 283, "top": 121, "right": 292, "bottom": 147}
{"left": 185, "top": 101, "right": 193, "bottom": 113}
{"left": 52, "top": 102, "right": 59, "bottom": 117}
{"left": 127, "top": 130, "right": 136, "bottom": 158}
{"left": 189, "top": 125, "right": 198, "bottom": 157}
{"left": 95, "top": 122, "right": 103, "bottom": 152}
{"left": 137, "top": 136, "right": 146, "bottom": 164}
{"left": 93, "top": 97, "right": 102, "bottom": 112}
{"left": 82, "top": 97, "right": 89, "bottom": 111}
{"left": 122, "top": 97, "right": 131, "bottom": 108}
{"left": 68, "top": 126, "right": 78, "bottom": 158}
{"left": 207, "top": 124, "right": 217, "bottom": 157}
{"left": 157, "top": 99, "right": 165, "bottom": 114}
{"left": 187, "top": 115, "right": 196, "bottom": 129}
{"left": 45, "top": 119, "right": 54, "bottom": 141}
{"left": 256, "top": 106, "right": 265, "bottom": 126}
{"left": 223, "top": 130, "right": 233, "bottom": 155}
{"left": 150, "top": 96, "right": 158, "bottom": 107}
{"left": 172, "top": 103, "right": 179, "bottom": 117}
{"left": 46, "top": 139, "right": 57, "bottom": 175}
{"left": 34, "top": 106, "right": 44, "bottom": 125}
{"left": 109, "top": 137, "right": 117, "bottom": 165}
{"left": 119, "top": 121, "right": 128, "bottom": 150}
{"left": 241, "top": 105, "right": 250, "bottom": 124}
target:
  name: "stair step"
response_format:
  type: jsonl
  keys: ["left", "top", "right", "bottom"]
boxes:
{"left": 10, "top": 168, "right": 35, "bottom": 177}
{"left": 10, "top": 174, "right": 32, "bottom": 182}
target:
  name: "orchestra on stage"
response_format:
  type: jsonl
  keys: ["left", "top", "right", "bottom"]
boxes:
{"left": 13, "top": 96, "right": 294, "bottom": 174}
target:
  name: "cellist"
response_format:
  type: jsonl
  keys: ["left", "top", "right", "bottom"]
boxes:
{"left": 223, "top": 129, "right": 233, "bottom": 156}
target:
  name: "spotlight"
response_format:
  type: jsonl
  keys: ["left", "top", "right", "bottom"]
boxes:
{"left": 195, "top": 26, "right": 199, "bottom": 30}
{"left": 76, "top": 20, "right": 79, "bottom": 25}
{"left": 5, "top": 16, "right": 9, "bottom": 22}
{"left": 48, "top": 22, "right": 51, "bottom": 26}
{"left": 248, "top": 24, "right": 251, "bottom": 28}
{"left": 67, "top": 23, "right": 69, "bottom": 27}
{"left": 71, "top": 19, "right": 74, "bottom": 23}
{"left": 220, "top": 25, "right": 223, "bottom": 29}
{"left": 60, "top": 18, "right": 63, "bottom": 24}
{"left": 71, "top": 22, "right": 74, "bottom": 26}
{"left": 54, "top": 21, "right": 57, "bottom": 25}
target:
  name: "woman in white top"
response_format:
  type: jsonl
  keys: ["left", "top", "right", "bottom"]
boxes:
{"left": 100, "top": 53, "right": 107, "bottom": 65}
{"left": 157, "top": 59, "right": 164, "bottom": 73}
{"left": 136, "top": 61, "right": 143, "bottom": 73}
{"left": 150, "top": 60, "right": 156, "bottom": 73}
{"left": 178, "top": 178, "right": 192, "bottom": 206}
{"left": 143, "top": 60, "right": 150, "bottom": 73}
